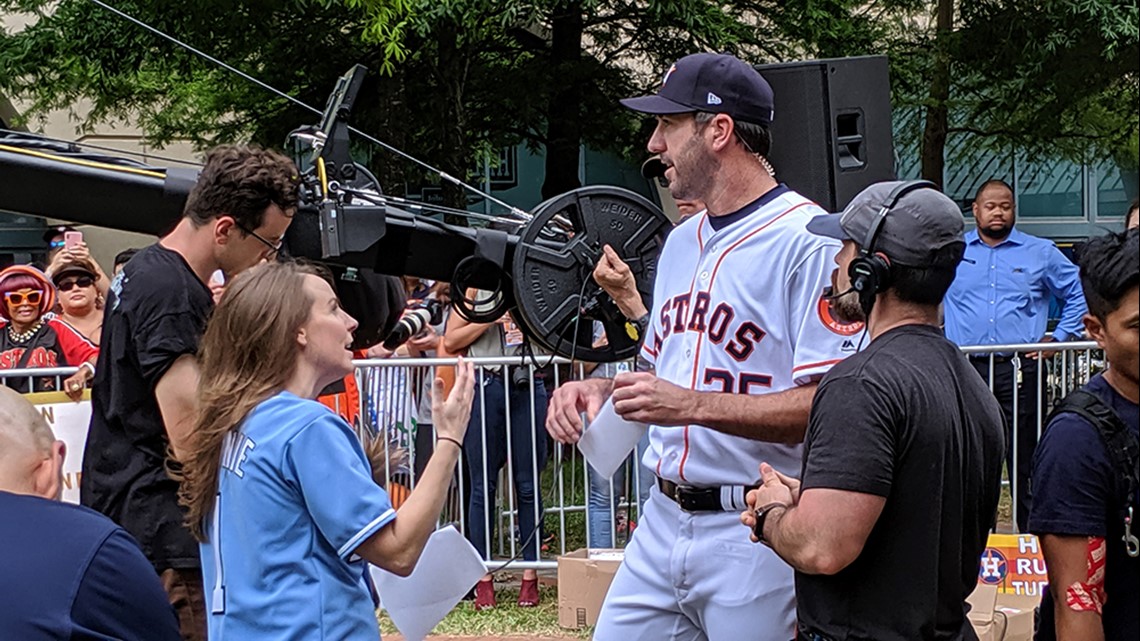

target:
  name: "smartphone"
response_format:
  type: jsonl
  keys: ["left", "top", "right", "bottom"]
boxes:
{"left": 64, "top": 230, "right": 83, "bottom": 250}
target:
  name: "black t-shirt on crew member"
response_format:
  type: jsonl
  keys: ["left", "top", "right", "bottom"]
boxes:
{"left": 80, "top": 243, "right": 213, "bottom": 572}
{"left": 795, "top": 324, "right": 1006, "bottom": 641}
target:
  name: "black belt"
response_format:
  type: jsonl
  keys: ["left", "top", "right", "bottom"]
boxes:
{"left": 969, "top": 354, "right": 1013, "bottom": 364}
{"left": 656, "top": 477, "right": 757, "bottom": 512}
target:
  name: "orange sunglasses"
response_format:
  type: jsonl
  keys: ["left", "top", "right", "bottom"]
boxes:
{"left": 4, "top": 290, "right": 44, "bottom": 306}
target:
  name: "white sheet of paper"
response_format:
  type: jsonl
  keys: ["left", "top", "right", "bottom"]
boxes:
{"left": 369, "top": 525, "right": 485, "bottom": 641}
{"left": 577, "top": 397, "right": 648, "bottom": 479}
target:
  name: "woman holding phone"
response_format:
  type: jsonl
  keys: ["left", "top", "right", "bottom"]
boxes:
{"left": 45, "top": 230, "right": 112, "bottom": 301}
{"left": 179, "top": 261, "right": 475, "bottom": 640}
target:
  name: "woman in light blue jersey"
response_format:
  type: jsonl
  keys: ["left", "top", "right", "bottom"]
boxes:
{"left": 179, "top": 261, "right": 475, "bottom": 640}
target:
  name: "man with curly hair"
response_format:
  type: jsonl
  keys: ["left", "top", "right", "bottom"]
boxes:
{"left": 81, "top": 144, "right": 299, "bottom": 641}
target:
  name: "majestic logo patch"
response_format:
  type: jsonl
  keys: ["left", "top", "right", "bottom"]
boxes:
{"left": 816, "top": 294, "right": 863, "bottom": 336}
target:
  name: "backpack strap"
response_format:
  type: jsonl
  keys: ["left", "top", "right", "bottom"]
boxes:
{"left": 1047, "top": 388, "right": 1140, "bottom": 557}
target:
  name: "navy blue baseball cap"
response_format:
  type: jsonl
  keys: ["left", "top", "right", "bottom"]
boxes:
{"left": 620, "top": 53, "right": 775, "bottom": 126}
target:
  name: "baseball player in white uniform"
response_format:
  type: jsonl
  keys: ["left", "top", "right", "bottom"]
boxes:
{"left": 546, "top": 53, "right": 860, "bottom": 640}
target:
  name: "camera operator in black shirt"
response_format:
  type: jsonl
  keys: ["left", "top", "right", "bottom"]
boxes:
{"left": 741, "top": 181, "right": 1005, "bottom": 641}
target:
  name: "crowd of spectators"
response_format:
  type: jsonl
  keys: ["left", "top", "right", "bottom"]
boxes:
{"left": 0, "top": 142, "right": 1134, "bottom": 638}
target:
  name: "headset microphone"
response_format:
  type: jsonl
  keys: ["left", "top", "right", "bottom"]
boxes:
{"left": 823, "top": 286, "right": 856, "bottom": 300}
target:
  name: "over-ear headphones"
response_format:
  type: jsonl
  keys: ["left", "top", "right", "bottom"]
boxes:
{"left": 848, "top": 180, "right": 938, "bottom": 315}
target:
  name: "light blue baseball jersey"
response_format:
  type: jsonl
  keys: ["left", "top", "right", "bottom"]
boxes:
{"left": 200, "top": 391, "right": 396, "bottom": 640}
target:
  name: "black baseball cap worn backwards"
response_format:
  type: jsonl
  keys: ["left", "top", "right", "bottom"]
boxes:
{"left": 621, "top": 53, "right": 775, "bottom": 127}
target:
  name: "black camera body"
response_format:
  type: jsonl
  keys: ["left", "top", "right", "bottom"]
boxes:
{"left": 509, "top": 365, "right": 531, "bottom": 389}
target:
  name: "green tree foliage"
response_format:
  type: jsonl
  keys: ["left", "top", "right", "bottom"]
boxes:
{"left": 3, "top": 1, "right": 1131, "bottom": 202}
{"left": 0, "top": 0, "right": 886, "bottom": 207}
{"left": 890, "top": 0, "right": 1139, "bottom": 183}
{"left": 955, "top": 0, "right": 1138, "bottom": 165}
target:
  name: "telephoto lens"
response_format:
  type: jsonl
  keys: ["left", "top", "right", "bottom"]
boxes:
{"left": 380, "top": 298, "right": 445, "bottom": 350}
{"left": 381, "top": 308, "right": 431, "bottom": 350}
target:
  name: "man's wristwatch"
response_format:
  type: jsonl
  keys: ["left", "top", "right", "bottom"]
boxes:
{"left": 752, "top": 502, "right": 789, "bottom": 546}
{"left": 625, "top": 313, "right": 650, "bottom": 341}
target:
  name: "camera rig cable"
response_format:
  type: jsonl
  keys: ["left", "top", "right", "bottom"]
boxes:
{"left": 81, "top": 0, "right": 531, "bottom": 222}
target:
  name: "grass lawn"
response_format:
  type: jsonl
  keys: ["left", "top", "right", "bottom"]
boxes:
{"left": 379, "top": 584, "right": 591, "bottom": 639}
{"left": 376, "top": 449, "right": 636, "bottom": 638}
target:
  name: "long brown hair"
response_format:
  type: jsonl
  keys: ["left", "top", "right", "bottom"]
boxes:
{"left": 180, "top": 261, "right": 323, "bottom": 541}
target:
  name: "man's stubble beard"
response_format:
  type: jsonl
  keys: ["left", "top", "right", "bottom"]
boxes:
{"left": 977, "top": 214, "right": 1014, "bottom": 242}
{"left": 831, "top": 291, "right": 866, "bottom": 324}
{"left": 669, "top": 136, "right": 720, "bottom": 204}
{"left": 978, "top": 224, "right": 1012, "bottom": 241}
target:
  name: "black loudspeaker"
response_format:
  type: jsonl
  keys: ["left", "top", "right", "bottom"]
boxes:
{"left": 756, "top": 56, "right": 895, "bottom": 212}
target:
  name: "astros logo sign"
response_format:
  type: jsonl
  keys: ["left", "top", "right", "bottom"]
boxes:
{"left": 978, "top": 548, "right": 1008, "bottom": 585}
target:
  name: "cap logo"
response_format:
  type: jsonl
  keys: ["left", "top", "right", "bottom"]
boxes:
{"left": 661, "top": 63, "right": 677, "bottom": 89}
{"left": 706, "top": 92, "right": 722, "bottom": 105}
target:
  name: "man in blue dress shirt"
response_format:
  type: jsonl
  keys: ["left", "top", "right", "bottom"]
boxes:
{"left": 944, "top": 178, "right": 1088, "bottom": 532}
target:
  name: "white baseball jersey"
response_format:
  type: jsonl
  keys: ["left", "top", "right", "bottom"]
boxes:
{"left": 640, "top": 186, "right": 861, "bottom": 486}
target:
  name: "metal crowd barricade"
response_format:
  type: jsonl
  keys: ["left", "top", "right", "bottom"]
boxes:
{"left": 351, "top": 354, "right": 644, "bottom": 572}
{"left": 354, "top": 341, "right": 1105, "bottom": 570}
{"left": 0, "top": 366, "right": 78, "bottom": 392}
{"left": 2, "top": 340, "right": 1102, "bottom": 572}
{"left": 958, "top": 340, "right": 1102, "bottom": 529}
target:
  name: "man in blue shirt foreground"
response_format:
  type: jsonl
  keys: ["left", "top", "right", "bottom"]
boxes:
{"left": 943, "top": 178, "right": 1088, "bottom": 531}
{"left": 0, "top": 385, "right": 179, "bottom": 640}
{"left": 1029, "top": 228, "right": 1138, "bottom": 641}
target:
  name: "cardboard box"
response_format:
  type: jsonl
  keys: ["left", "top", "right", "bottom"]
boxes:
{"left": 994, "top": 593, "right": 1038, "bottom": 641}
{"left": 968, "top": 583, "right": 1038, "bottom": 641}
{"left": 557, "top": 548, "right": 624, "bottom": 629}
{"left": 967, "top": 584, "right": 1000, "bottom": 641}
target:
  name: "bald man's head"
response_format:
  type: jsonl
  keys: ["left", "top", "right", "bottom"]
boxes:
{"left": 0, "top": 386, "right": 65, "bottom": 499}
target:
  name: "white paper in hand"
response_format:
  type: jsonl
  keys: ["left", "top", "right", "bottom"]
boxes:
{"left": 577, "top": 397, "right": 648, "bottom": 479}
{"left": 369, "top": 525, "right": 485, "bottom": 641}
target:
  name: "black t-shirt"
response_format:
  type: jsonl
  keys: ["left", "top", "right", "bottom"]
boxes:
{"left": 796, "top": 324, "right": 1006, "bottom": 641}
{"left": 80, "top": 243, "right": 213, "bottom": 571}
{"left": 0, "top": 491, "right": 180, "bottom": 640}
{"left": 1029, "top": 373, "right": 1139, "bottom": 640}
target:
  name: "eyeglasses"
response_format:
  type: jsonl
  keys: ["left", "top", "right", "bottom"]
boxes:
{"left": 5, "top": 290, "right": 44, "bottom": 306}
{"left": 234, "top": 221, "right": 284, "bottom": 258}
{"left": 57, "top": 276, "right": 95, "bottom": 292}
{"left": 49, "top": 240, "right": 66, "bottom": 249}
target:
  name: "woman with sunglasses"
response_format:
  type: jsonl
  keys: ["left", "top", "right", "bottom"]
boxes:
{"left": 52, "top": 262, "right": 103, "bottom": 345}
{"left": 0, "top": 265, "right": 98, "bottom": 400}
{"left": 44, "top": 234, "right": 112, "bottom": 301}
